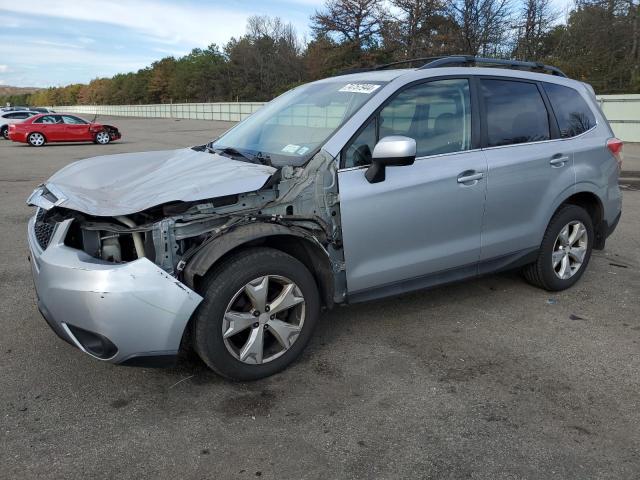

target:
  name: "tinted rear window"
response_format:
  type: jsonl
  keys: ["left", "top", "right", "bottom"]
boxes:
{"left": 543, "top": 83, "right": 596, "bottom": 137}
{"left": 481, "top": 79, "right": 550, "bottom": 147}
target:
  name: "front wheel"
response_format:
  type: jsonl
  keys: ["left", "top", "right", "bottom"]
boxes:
{"left": 193, "top": 247, "right": 320, "bottom": 380}
{"left": 27, "top": 132, "right": 46, "bottom": 147}
{"left": 1, "top": 125, "right": 8, "bottom": 139}
{"left": 95, "top": 131, "right": 111, "bottom": 144}
{"left": 523, "top": 204, "right": 594, "bottom": 291}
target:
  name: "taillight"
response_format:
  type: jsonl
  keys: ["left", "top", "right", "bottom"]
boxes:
{"left": 607, "top": 137, "right": 623, "bottom": 171}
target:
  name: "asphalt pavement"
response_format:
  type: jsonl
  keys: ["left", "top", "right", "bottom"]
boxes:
{"left": 1, "top": 116, "right": 639, "bottom": 479}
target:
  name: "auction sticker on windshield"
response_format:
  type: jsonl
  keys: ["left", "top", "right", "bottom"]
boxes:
{"left": 339, "top": 83, "right": 381, "bottom": 94}
{"left": 282, "top": 144, "right": 301, "bottom": 153}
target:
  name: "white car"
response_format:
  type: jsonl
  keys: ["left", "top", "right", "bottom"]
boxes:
{"left": 0, "top": 110, "right": 38, "bottom": 139}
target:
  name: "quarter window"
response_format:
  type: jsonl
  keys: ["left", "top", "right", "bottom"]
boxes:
{"left": 342, "top": 79, "right": 472, "bottom": 168}
{"left": 481, "top": 79, "right": 550, "bottom": 147}
{"left": 543, "top": 83, "right": 596, "bottom": 137}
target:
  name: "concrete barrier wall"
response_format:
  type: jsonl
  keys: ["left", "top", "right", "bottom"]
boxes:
{"left": 597, "top": 95, "right": 640, "bottom": 143}
{"left": 57, "top": 95, "right": 640, "bottom": 142}
{"left": 56, "top": 102, "right": 266, "bottom": 122}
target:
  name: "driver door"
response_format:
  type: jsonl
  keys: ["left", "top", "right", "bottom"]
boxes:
{"left": 337, "top": 78, "right": 487, "bottom": 299}
{"left": 62, "top": 115, "right": 90, "bottom": 141}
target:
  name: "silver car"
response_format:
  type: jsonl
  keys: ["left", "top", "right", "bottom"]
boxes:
{"left": 27, "top": 56, "right": 623, "bottom": 380}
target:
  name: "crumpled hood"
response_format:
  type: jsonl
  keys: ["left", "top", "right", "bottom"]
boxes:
{"left": 36, "top": 148, "right": 276, "bottom": 216}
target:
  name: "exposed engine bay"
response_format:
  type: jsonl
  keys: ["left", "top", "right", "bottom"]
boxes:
{"left": 31, "top": 149, "right": 347, "bottom": 304}
{"left": 101, "top": 124, "right": 121, "bottom": 141}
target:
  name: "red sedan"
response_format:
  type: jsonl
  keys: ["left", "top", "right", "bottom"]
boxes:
{"left": 8, "top": 113, "right": 121, "bottom": 146}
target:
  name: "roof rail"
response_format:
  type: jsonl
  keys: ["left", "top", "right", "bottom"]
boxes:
{"left": 419, "top": 55, "right": 567, "bottom": 77}
{"left": 372, "top": 57, "right": 444, "bottom": 70}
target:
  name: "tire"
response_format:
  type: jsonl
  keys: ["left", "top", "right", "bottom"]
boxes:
{"left": 1, "top": 125, "right": 7, "bottom": 139}
{"left": 523, "top": 204, "right": 594, "bottom": 291}
{"left": 27, "top": 132, "right": 46, "bottom": 147}
{"left": 94, "top": 131, "right": 111, "bottom": 144}
{"left": 193, "top": 247, "right": 320, "bottom": 381}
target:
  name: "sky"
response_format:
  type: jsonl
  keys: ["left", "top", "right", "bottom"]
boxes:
{"left": 0, "top": 0, "right": 574, "bottom": 88}
{"left": 0, "top": 0, "right": 317, "bottom": 87}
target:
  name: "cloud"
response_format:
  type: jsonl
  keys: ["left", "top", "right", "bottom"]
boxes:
{"left": 31, "top": 39, "right": 83, "bottom": 49}
{"left": 0, "top": 0, "right": 252, "bottom": 47}
{"left": 0, "top": 65, "right": 8, "bottom": 73}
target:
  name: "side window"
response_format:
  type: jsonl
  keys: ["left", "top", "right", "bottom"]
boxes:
{"left": 343, "top": 118, "right": 377, "bottom": 167}
{"left": 481, "top": 79, "right": 550, "bottom": 147}
{"left": 543, "top": 83, "right": 596, "bottom": 137}
{"left": 342, "top": 79, "right": 472, "bottom": 168}
{"left": 62, "top": 115, "right": 88, "bottom": 125}
{"left": 34, "top": 115, "right": 60, "bottom": 124}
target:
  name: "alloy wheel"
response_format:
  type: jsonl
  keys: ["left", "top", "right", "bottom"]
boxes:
{"left": 222, "top": 275, "right": 305, "bottom": 365}
{"left": 29, "top": 133, "right": 45, "bottom": 146}
{"left": 96, "top": 131, "right": 110, "bottom": 144}
{"left": 552, "top": 221, "right": 588, "bottom": 280}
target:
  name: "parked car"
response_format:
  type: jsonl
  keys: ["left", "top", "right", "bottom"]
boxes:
{"left": 1, "top": 110, "right": 39, "bottom": 139}
{"left": 26, "top": 56, "right": 622, "bottom": 380}
{"left": 1, "top": 105, "right": 30, "bottom": 112}
{"left": 9, "top": 113, "right": 121, "bottom": 146}
{"left": 29, "top": 107, "right": 56, "bottom": 113}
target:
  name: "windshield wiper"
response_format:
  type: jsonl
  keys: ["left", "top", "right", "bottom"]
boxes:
{"left": 213, "top": 146, "right": 255, "bottom": 163}
{"left": 209, "top": 145, "right": 272, "bottom": 166}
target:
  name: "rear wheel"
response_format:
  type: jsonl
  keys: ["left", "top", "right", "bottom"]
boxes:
{"left": 27, "top": 132, "right": 46, "bottom": 147}
{"left": 193, "top": 247, "right": 320, "bottom": 380}
{"left": 523, "top": 205, "right": 593, "bottom": 291}
{"left": 95, "top": 131, "right": 111, "bottom": 144}
{"left": 1, "top": 125, "right": 8, "bottom": 139}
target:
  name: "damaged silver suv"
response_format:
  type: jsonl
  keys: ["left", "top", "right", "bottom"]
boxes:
{"left": 27, "top": 56, "right": 622, "bottom": 380}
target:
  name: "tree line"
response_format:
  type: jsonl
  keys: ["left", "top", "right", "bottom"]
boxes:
{"left": 3, "top": 0, "right": 639, "bottom": 107}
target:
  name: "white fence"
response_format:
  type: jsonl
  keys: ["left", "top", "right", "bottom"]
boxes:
{"left": 56, "top": 102, "right": 265, "bottom": 122}
{"left": 597, "top": 95, "right": 640, "bottom": 143}
{"left": 56, "top": 95, "right": 640, "bottom": 142}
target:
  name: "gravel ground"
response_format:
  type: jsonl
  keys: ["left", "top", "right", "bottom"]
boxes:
{"left": 1, "top": 116, "right": 639, "bottom": 480}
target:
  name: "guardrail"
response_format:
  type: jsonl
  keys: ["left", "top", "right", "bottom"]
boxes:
{"left": 55, "top": 102, "right": 266, "bottom": 122}
{"left": 55, "top": 95, "right": 640, "bottom": 142}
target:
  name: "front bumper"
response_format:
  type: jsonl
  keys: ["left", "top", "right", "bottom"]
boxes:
{"left": 28, "top": 216, "right": 203, "bottom": 365}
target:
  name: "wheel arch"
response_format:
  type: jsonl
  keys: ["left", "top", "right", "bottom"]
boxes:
{"left": 28, "top": 131, "right": 47, "bottom": 142}
{"left": 183, "top": 223, "right": 335, "bottom": 309}
{"left": 551, "top": 190, "right": 606, "bottom": 249}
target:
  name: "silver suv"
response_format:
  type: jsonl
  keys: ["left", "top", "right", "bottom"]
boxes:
{"left": 27, "top": 56, "right": 623, "bottom": 380}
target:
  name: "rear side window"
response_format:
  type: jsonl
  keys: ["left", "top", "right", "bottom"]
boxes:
{"left": 481, "top": 79, "right": 550, "bottom": 147}
{"left": 34, "top": 115, "right": 62, "bottom": 124}
{"left": 543, "top": 83, "right": 596, "bottom": 137}
{"left": 4, "top": 112, "right": 30, "bottom": 119}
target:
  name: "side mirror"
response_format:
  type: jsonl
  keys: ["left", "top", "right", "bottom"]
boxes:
{"left": 365, "top": 136, "right": 416, "bottom": 184}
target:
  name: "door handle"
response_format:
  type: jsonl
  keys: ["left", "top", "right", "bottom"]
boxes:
{"left": 457, "top": 171, "right": 484, "bottom": 184}
{"left": 550, "top": 155, "right": 569, "bottom": 167}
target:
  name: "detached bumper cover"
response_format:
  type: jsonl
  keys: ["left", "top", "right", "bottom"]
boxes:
{"left": 28, "top": 216, "right": 203, "bottom": 364}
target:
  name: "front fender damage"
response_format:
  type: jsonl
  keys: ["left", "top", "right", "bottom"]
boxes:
{"left": 46, "top": 149, "right": 347, "bottom": 306}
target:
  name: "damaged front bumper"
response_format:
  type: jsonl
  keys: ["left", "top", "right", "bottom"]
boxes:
{"left": 27, "top": 216, "right": 203, "bottom": 366}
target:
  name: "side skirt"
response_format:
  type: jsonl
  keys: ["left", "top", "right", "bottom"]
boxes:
{"left": 346, "top": 247, "right": 539, "bottom": 304}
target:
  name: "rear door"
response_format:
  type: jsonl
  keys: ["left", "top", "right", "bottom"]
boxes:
{"left": 478, "top": 77, "right": 575, "bottom": 268}
{"left": 338, "top": 78, "right": 487, "bottom": 298}
{"left": 34, "top": 115, "right": 66, "bottom": 141}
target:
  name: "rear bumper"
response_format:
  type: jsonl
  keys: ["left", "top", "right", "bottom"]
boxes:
{"left": 8, "top": 131, "right": 27, "bottom": 143}
{"left": 28, "top": 216, "right": 203, "bottom": 365}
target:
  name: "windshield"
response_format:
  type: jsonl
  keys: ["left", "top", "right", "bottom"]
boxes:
{"left": 209, "top": 80, "right": 388, "bottom": 167}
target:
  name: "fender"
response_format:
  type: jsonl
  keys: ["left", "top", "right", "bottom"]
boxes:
{"left": 182, "top": 222, "right": 335, "bottom": 306}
